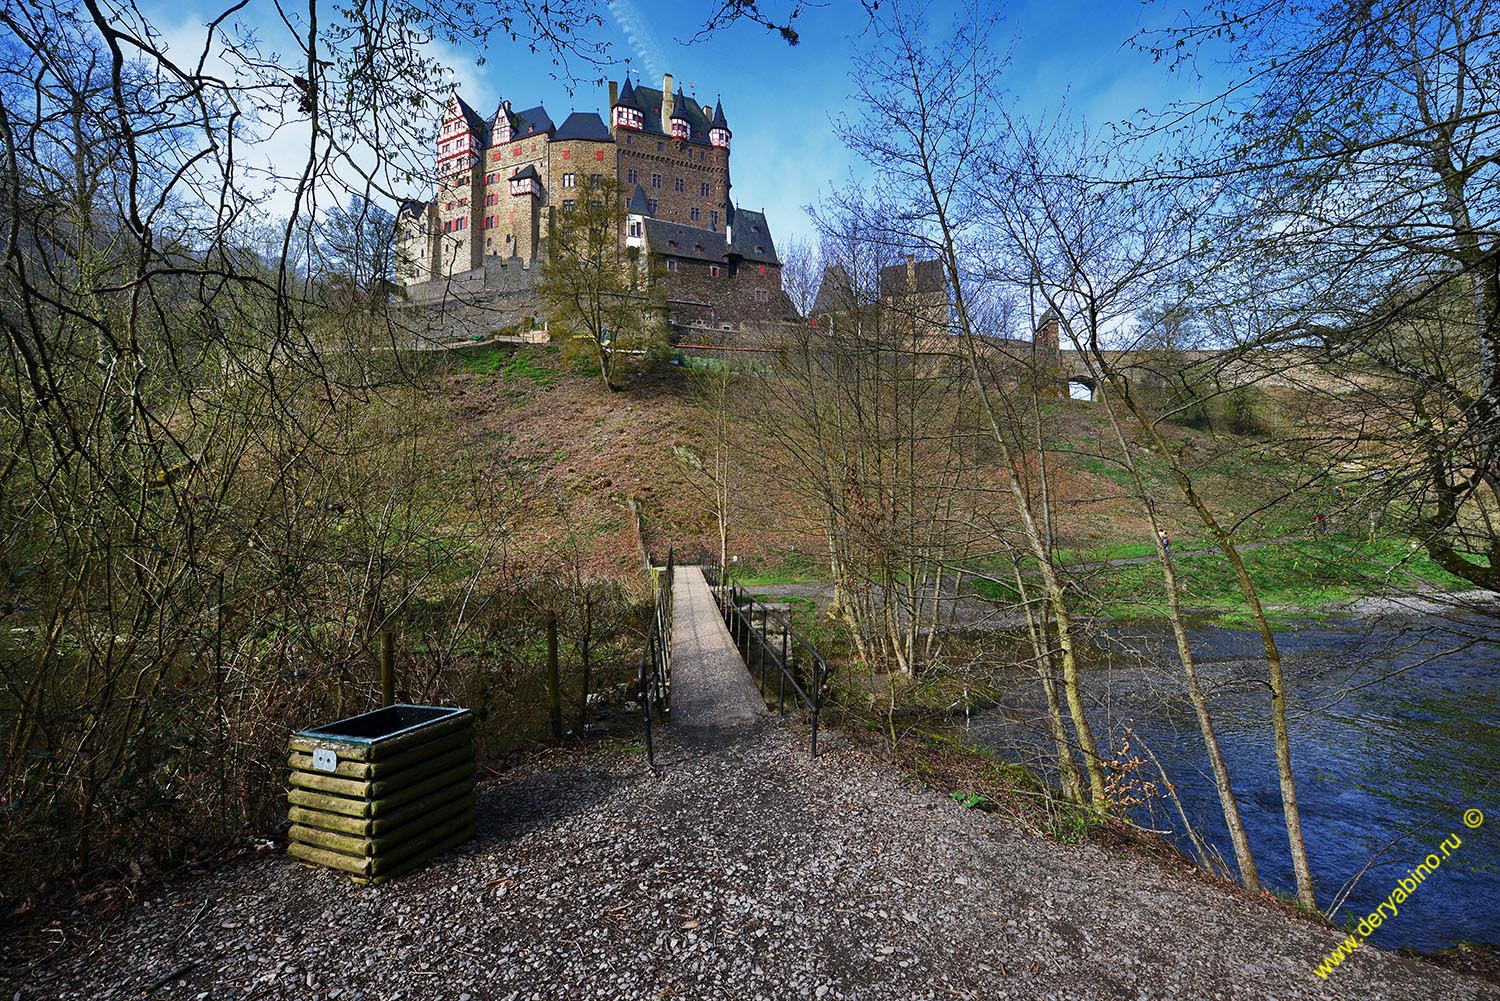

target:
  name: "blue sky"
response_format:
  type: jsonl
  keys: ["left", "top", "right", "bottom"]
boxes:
{"left": 141, "top": 0, "right": 1211, "bottom": 248}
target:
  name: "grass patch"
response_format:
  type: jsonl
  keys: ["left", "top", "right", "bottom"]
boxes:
{"left": 1080, "top": 534, "right": 1470, "bottom": 627}
{"left": 458, "top": 346, "right": 558, "bottom": 387}
{"left": 732, "top": 549, "right": 826, "bottom": 586}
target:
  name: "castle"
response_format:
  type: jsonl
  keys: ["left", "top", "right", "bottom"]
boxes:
{"left": 396, "top": 73, "right": 788, "bottom": 328}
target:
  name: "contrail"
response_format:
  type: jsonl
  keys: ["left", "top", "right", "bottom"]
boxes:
{"left": 606, "top": 0, "right": 666, "bottom": 80}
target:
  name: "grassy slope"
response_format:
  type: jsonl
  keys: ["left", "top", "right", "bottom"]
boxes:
{"left": 437, "top": 346, "right": 1466, "bottom": 624}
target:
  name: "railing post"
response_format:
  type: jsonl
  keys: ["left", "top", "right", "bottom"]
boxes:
{"left": 641, "top": 641, "right": 654, "bottom": 765}
{"left": 758, "top": 605, "right": 767, "bottom": 692}
{"left": 778, "top": 621, "right": 787, "bottom": 714}
{"left": 809, "top": 653, "right": 822, "bottom": 759}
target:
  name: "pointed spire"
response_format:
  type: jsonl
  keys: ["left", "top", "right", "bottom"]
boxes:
{"left": 626, "top": 183, "right": 652, "bottom": 216}
{"left": 671, "top": 87, "right": 691, "bottom": 120}
{"left": 711, "top": 98, "right": 728, "bottom": 130}
{"left": 615, "top": 76, "right": 642, "bottom": 110}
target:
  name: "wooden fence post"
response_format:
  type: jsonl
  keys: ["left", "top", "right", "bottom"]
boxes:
{"left": 547, "top": 611, "right": 562, "bottom": 741}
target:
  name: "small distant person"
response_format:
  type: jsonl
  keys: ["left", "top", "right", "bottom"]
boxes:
{"left": 1314, "top": 513, "right": 1327, "bottom": 534}
{"left": 1158, "top": 529, "right": 1171, "bottom": 558}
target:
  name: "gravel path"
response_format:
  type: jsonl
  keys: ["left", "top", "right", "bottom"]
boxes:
{"left": 3, "top": 568, "right": 1494, "bottom": 1000}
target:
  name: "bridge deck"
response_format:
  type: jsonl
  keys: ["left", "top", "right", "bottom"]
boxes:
{"left": 664, "top": 565, "right": 765, "bottom": 745}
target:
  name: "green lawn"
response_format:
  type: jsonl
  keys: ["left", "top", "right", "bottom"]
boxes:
{"left": 970, "top": 535, "right": 1472, "bottom": 628}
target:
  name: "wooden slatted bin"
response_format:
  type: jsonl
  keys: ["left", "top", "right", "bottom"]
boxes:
{"left": 286, "top": 704, "right": 476, "bottom": 885}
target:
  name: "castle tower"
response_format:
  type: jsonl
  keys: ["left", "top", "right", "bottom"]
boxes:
{"left": 670, "top": 89, "right": 691, "bottom": 140}
{"left": 709, "top": 99, "right": 731, "bottom": 151}
{"left": 610, "top": 77, "right": 644, "bottom": 132}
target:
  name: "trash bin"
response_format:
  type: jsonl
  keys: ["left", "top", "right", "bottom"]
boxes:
{"left": 286, "top": 704, "right": 476, "bottom": 885}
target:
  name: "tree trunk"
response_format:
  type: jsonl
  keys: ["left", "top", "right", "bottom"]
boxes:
{"left": 546, "top": 611, "right": 562, "bottom": 741}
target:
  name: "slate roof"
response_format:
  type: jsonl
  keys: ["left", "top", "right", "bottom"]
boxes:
{"left": 511, "top": 105, "right": 553, "bottom": 139}
{"left": 727, "top": 207, "right": 779, "bottom": 264}
{"left": 397, "top": 198, "right": 430, "bottom": 219}
{"left": 643, "top": 218, "right": 728, "bottom": 263}
{"left": 614, "top": 77, "right": 644, "bottom": 111}
{"left": 879, "top": 258, "right": 946, "bottom": 295}
{"left": 670, "top": 89, "right": 692, "bottom": 120}
{"left": 510, "top": 163, "right": 540, "bottom": 181}
{"left": 630, "top": 85, "right": 714, "bottom": 144}
{"left": 711, "top": 99, "right": 729, "bottom": 131}
{"left": 553, "top": 111, "right": 613, "bottom": 142}
{"left": 626, "top": 183, "right": 652, "bottom": 216}
{"left": 811, "top": 264, "right": 855, "bottom": 315}
{"left": 454, "top": 94, "right": 487, "bottom": 139}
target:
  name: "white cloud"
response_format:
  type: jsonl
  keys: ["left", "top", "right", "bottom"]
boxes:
{"left": 605, "top": 0, "right": 665, "bottom": 81}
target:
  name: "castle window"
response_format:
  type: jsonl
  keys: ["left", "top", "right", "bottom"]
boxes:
{"left": 700, "top": 182, "right": 709, "bottom": 196}
{"left": 756, "top": 245, "right": 764, "bottom": 253}
{"left": 513, "top": 146, "right": 521, "bottom": 156}
{"left": 562, "top": 200, "right": 574, "bottom": 213}
{"left": 694, "top": 244, "right": 703, "bottom": 252}
{"left": 562, "top": 149, "right": 571, "bottom": 159}
{"left": 648, "top": 199, "right": 658, "bottom": 213}
{"left": 443, "top": 219, "right": 452, "bottom": 232}
{"left": 690, "top": 208, "right": 700, "bottom": 221}
{"left": 666, "top": 260, "right": 678, "bottom": 272}
{"left": 590, "top": 173, "right": 602, "bottom": 187}
{"left": 674, "top": 177, "right": 685, "bottom": 192}
{"left": 754, "top": 289, "right": 769, "bottom": 302}
{"left": 759, "top": 265, "right": 767, "bottom": 275}
{"left": 710, "top": 265, "right": 720, "bottom": 278}
{"left": 628, "top": 221, "right": 642, "bottom": 238}
{"left": 651, "top": 173, "right": 662, "bottom": 189}
{"left": 668, "top": 240, "right": 677, "bottom": 248}
{"left": 628, "top": 169, "right": 638, "bottom": 184}
{"left": 657, "top": 142, "right": 664, "bottom": 151}
{"left": 595, "top": 150, "right": 605, "bottom": 161}
{"left": 563, "top": 172, "right": 576, "bottom": 188}
{"left": 710, "top": 210, "right": 719, "bottom": 229}
{"left": 626, "top": 136, "right": 632, "bottom": 145}
{"left": 491, "top": 151, "right": 501, "bottom": 162}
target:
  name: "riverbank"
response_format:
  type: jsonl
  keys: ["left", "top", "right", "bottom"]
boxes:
{"left": 843, "top": 719, "right": 1500, "bottom": 986}
{"left": 4, "top": 723, "right": 1495, "bottom": 1000}
{"left": 741, "top": 534, "right": 1483, "bottom": 632}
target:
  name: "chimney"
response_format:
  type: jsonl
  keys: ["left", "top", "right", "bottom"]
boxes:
{"left": 609, "top": 80, "right": 618, "bottom": 106}
{"left": 662, "top": 73, "right": 674, "bottom": 132}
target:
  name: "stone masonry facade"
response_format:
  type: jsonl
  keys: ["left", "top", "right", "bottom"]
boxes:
{"left": 396, "top": 73, "right": 790, "bottom": 329}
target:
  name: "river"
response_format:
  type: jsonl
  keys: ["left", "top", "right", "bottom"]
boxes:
{"left": 962, "top": 603, "right": 1500, "bottom": 953}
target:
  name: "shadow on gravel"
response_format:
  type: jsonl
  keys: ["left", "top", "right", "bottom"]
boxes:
{"left": 468, "top": 765, "right": 634, "bottom": 851}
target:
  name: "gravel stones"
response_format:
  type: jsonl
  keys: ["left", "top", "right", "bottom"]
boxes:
{"left": 2, "top": 569, "right": 1494, "bottom": 1000}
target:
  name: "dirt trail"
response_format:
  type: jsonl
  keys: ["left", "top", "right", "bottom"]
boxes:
{"left": 1, "top": 567, "right": 1492, "bottom": 1000}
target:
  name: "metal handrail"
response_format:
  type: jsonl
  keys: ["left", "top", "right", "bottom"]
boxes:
{"left": 639, "top": 548, "right": 674, "bottom": 765}
{"left": 702, "top": 563, "right": 826, "bottom": 758}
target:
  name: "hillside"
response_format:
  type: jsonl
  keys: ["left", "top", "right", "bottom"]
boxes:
{"left": 437, "top": 344, "right": 1452, "bottom": 621}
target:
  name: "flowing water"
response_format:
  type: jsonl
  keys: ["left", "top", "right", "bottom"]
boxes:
{"left": 963, "top": 606, "right": 1500, "bottom": 952}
